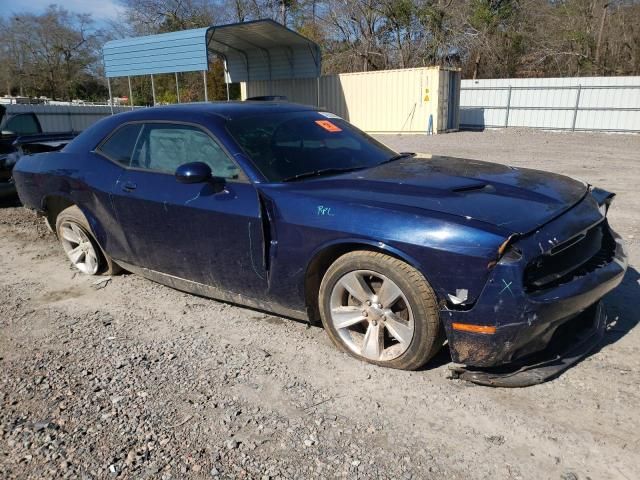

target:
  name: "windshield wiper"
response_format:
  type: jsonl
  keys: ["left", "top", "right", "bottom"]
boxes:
{"left": 379, "top": 152, "right": 416, "bottom": 165}
{"left": 282, "top": 166, "right": 368, "bottom": 182}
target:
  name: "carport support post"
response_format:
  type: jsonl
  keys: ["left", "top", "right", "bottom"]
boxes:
{"left": 572, "top": 85, "right": 582, "bottom": 131}
{"left": 224, "top": 60, "right": 230, "bottom": 101}
{"left": 107, "top": 77, "right": 114, "bottom": 115}
{"left": 203, "top": 71, "right": 208, "bottom": 102}
{"left": 175, "top": 72, "right": 180, "bottom": 103}
{"left": 128, "top": 76, "right": 133, "bottom": 110}
{"left": 504, "top": 85, "right": 512, "bottom": 128}
{"left": 151, "top": 74, "right": 157, "bottom": 106}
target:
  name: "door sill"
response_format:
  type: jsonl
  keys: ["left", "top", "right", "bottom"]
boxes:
{"left": 115, "top": 260, "right": 308, "bottom": 321}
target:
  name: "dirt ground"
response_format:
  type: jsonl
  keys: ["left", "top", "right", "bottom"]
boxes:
{"left": 1, "top": 129, "right": 639, "bottom": 480}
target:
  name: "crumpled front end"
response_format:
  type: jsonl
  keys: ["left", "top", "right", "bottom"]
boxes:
{"left": 441, "top": 191, "right": 627, "bottom": 369}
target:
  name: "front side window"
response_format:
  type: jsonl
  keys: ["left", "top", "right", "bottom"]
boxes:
{"left": 131, "top": 124, "right": 240, "bottom": 179}
{"left": 97, "top": 124, "right": 142, "bottom": 165}
{"left": 225, "top": 111, "right": 396, "bottom": 182}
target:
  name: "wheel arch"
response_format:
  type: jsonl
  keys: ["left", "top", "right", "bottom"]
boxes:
{"left": 42, "top": 194, "right": 76, "bottom": 232}
{"left": 42, "top": 194, "right": 104, "bottom": 244}
{"left": 303, "top": 239, "right": 439, "bottom": 324}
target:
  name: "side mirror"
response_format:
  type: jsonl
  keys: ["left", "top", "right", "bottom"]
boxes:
{"left": 175, "top": 162, "right": 213, "bottom": 184}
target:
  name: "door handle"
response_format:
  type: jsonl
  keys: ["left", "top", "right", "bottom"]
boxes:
{"left": 121, "top": 181, "right": 137, "bottom": 192}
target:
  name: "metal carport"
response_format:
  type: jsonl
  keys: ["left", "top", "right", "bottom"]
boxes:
{"left": 102, "top": 19, "right": 321, "bottom": 109}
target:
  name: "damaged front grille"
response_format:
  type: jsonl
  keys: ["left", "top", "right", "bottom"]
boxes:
{"left": 524, "top": 221, "right": 616, "bottom": 292}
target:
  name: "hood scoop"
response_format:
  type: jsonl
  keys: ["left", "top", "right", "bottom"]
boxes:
{"left": 452, "top": 183, "right": 495, "bottom": 194}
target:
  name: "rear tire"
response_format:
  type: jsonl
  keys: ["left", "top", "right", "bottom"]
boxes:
{"left": 319, "top": 251, "right": 441, "bottom": 370}
{"left": 55, "top": 205, "right": 121, "bottom": 276}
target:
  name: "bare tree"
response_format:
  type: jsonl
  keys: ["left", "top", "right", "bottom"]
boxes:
{"left": 122, "top": 0, "right": 218, "bottom": 33}
{"left": 120, "top": 0, "right": 640, "bottom": 77}
{"left": 3, "top": 0, "right": 639, "bottom": 103}
{"left": 1, "top": 6, "right": 102, "bottom": 100}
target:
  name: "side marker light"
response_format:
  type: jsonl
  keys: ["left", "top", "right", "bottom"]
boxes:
{"left": 452, "top": 323, "right": 496, "bottom": 334}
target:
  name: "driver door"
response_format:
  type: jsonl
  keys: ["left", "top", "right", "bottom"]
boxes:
{"left": 108, "top": 121, "right": 268, "bottom": 297}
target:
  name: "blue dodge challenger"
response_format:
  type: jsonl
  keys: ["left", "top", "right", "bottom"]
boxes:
{"left": 13, "top": 102, "right": 627, "bottom": 386}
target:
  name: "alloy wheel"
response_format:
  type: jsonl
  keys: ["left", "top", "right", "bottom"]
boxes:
{"left": 59, "top": 221, "right": 100, "bottom": 275}
{"left": 328, "top": 269, "right": 415, "bottom": 361}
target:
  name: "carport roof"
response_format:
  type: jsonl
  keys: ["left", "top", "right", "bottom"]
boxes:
{"left": 103, "top": 19, "right": 321, "bottom": 83}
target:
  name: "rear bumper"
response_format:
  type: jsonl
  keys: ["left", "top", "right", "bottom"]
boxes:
{"left": 442, "top": 220, "right": 627, "bottom": 368}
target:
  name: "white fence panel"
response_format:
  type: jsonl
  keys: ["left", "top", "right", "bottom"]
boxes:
{"left": 460, "top": 76, "right": 640, "bottom": 132}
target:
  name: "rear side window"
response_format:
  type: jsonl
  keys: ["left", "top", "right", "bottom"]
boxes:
{"left": 97, "top": 124, "right": 142, "bottom": 165}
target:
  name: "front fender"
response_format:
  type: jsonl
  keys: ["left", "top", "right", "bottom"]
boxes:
{"left": 306, "top": 237, "right": 427, "bottom": 281}
{"left": 256, "top": 185, "right": 510, "bottom": 313}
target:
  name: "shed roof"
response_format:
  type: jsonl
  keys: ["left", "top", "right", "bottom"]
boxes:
{"left": 103, "top": 19, "right": 321, "bottom": 82}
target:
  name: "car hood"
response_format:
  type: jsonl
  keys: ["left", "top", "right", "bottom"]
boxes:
{"left": 286, "top": 155, "right": 588, "bottom": 235}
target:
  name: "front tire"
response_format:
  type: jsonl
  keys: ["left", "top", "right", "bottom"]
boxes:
{"left": 319, "top": 251, "right": 441, "bottom": 370}
{"left": 55, "top": 205, "right": 120, "bottom": 275}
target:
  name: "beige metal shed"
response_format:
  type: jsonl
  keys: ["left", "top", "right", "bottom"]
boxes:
{"left": 241, "top": 66, "right": 461, "bottom": 134}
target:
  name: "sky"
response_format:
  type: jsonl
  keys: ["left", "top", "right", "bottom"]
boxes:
{"left": 0, "top": 0, "right": 124, "bottom": 25}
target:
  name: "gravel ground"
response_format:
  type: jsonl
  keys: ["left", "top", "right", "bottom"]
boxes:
{"left": 1, "top": 129, "right": 639, "bottom": 480}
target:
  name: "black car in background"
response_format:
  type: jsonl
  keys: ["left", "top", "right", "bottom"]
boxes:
{"left": 0, "top": 105, "right": 75, "bottom": 198}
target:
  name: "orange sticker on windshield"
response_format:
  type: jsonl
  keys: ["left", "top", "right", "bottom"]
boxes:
{"left": 315, "top": 120, "right": 342, "bottom": 132}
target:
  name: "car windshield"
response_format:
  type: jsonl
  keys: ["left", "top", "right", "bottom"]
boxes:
{"left": 225, "top": 110, "right": 398, "bottom": 182}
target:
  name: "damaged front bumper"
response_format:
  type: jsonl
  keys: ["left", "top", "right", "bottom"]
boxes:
{"left": 441, "top": 195, "right": 627, "bottom": 384}
{"left": 449, "top": 301, "right": 607, "bottom": 387}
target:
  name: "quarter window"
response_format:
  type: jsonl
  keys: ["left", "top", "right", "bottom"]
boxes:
{"left": 97, "top": 124, "right": 142, "bottom": 165}
{"left": 131, "top": 123, "right": 240, "bottom": 179}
